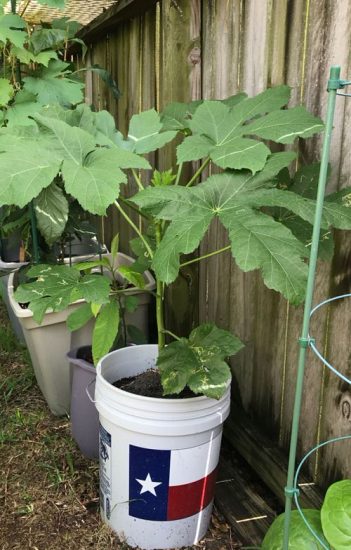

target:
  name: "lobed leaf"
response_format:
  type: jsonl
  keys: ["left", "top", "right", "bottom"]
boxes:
{"left": 262, "top": 510, "right": 327, "bottom": 549}
{"left": 321, "top": 480, "right": 351, "bottom": 549}
{"left": 33, "top": 182, "right": 69, "bottom": 245}
{"left": 92, "top": 301, "right": 120, "bottom": 365}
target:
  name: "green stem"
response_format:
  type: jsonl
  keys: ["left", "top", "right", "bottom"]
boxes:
{"left": 162, "top": 329, "right": 180, "bottom": 341}
{"left": 119, "top": 195, "right": 151, "bottom": 220}
{"left": 132, "top": 169, "right": 144, "bottom": 191}
{"left": 29, "top": 203, "right": 40, "bottom": 264}
{"left": 180, "top": 244, "right": 231, "bottom": 268}
{"left": 155, "top": 221, "right": 165, "bottom": 350}
{"left": 175, "top": 162, "right": 183, "bottom": 185}
{"left": 114, "top": 200, "right": 153, "bottom": 259}
{"left": 186, "top": 158, "right": 210, "bottom": 188}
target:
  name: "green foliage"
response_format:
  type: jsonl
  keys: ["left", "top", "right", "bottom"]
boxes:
{"left": 8, "top": 84, "right": 351, "bottom": 398}
{"left": 158, "top": 324, "right": 243, "bottom": 398}
{"left": 0, "top": 13, "right": 26, "bottom": 47}
{"left": 0, "top": 78, "right": 13, "bottom": 105}
{"left": 262, "top": 510, "right": 327, "bottom": 549}
{"left": 14, "top": 264, "right": 111, "bottom": 323}
{"left": 176, "top": 86, "right": 324, "bottom": 173}
{"left": 126, "top": 109, "right": 177, "bottom": 153}
{"left": 23, "top": 60, "right": 84, "bottom": 105}
{"left": 33, "top": 182, "right": 69, "bottom": 246}
{"left": 263, "top": 479, "right": 351, "bottom": 549}
{"left": 15, "top": 255, "right": 150, "bottom": 365}
{"left": 92, "top": 301, "right": 120, "bottom": 365}
{"left": 321, "top": 480, "right": 351, "bottom": 549}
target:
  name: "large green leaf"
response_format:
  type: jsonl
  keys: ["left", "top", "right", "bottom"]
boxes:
{"left": 23, "top": 60, "right": 84, "bottom": 106}
{"left": 133, "top": 150, "right": 351, "bottom": 303}
{"left": 157, "top": 323, "right": 242, "bottom": 399}
{"left": 66, "top": 303, "right": 94, "bottom": 332}
{"left": 262, "top": 510, "right": 327, "bottom": 549}
{"left": 321, "top": 480, "right": 351, "bottom": 549}
{"left": 223, "top": 207, "right": 308, "bottom": 304}
{"left": 92, "top": 301, "right": 120, "bottom": 365}
{"left": 0, "top": 13, "right": 26, "bottom": 47}
{"left": 0, "top": 140, "right": 61, "bottom": 207}
{"left": 33, "top": 182, "right": 69, "bottom": 245}
{"left": 177, "top": 86, "right": 323, "bottom": 172}
{"left": 61, "top": 149, "right": 128, "bottom": 215}
{"left": 127, "top": 109, "right": 177, "bottom": 153}
{"left": 246, "top": 107, "right": 325, "bottom": 143}
{"left": 51, "top": 17, "right": 82, "bottom": 37}
{"left": 15, "top": 264, "right": 111, "bottom": 323}
{"left": 29, "top": 27, "right": 66, "bottom": 55}
{"left": 0, "top": 78, "right": 13, "bottom": 106}
{"left": 5, "top": 90, "right": 42, "bottom": 127}
{"left": 161, "top": 100, "right": 203, "bottom": 131}
{"left": 33, "top": 113, "right": 96, "bottom": 162}
{"left": 11, "top": 45, "right": 57, "bottom": 66}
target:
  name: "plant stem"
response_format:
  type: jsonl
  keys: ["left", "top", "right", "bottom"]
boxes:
{"left": 186, "top": 158, "right": 210, "bottom": 188}
{"left": 179, "top": 244, "right": 231, "bottom": 268}
{"left": 119, "top": 195, "right": 151, "bottom": 220}
{"left": 132, "top": 169, "right": 144, "bottom": 191}
{"left": 114, "top": 200, "right": 153, "bottom": 259}
{"left": 175, "top": 162, "right": 183, "bottom": 185}
{"left": 155, "top": 221, "right": 165, "bottom": 350}
{"left": 20, "top": 0, "right": 32, "bottom": 17}
{"left": 162, "top": 329, "right": 180, "bottom": 341}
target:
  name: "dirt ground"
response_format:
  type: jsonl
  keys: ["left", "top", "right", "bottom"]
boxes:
{"left": 0, "top": 300, "right": 241, "bottom": 550}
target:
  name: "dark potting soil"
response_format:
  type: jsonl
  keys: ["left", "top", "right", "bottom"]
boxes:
{"left": 114, "top": 369, "right": 198, "bottom": 399}
{"left": 76, "top": 345, "right": 94, "bottom": 365}
{"left": 76, "top": 345, "right": 197, "bottom": 399}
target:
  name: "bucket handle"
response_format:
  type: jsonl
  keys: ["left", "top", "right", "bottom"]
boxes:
{"left": 86, "top": 379, "right": 97, "bottom": 404}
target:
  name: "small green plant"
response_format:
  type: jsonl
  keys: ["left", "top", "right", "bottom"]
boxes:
{"left": 262, "top": 479, "right": 351, "bottom": 549}
{"left": 14, "top": 234, "right": 149, "bottom": 364}
{"left": 5, "top": 85, "right": 351, "bottom": 398}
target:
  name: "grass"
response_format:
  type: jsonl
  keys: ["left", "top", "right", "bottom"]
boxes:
{"left": 0, "top": 297, "right": 235, "bottom": 549}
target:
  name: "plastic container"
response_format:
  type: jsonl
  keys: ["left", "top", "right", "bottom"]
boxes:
{"left": 8, "top": 253, "right": 155, "bottom": 416}
{"left": 68, "top": 346, "right": 99, "bottom": 459}
{"left": 95, "top": 344, "right": 231, "bottom": 550}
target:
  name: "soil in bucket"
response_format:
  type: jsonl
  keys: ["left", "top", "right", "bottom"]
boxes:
{"left": 113, "top": 369, "right": 197, "bottom": 399}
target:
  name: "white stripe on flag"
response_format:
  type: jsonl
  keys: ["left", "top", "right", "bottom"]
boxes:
{"left": 169, "top": 432, "right": 222, "bottom": 485}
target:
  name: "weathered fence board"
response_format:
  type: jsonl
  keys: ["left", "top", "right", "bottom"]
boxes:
{"left": 84, "top": 0, "right": 351, "bottom": 488}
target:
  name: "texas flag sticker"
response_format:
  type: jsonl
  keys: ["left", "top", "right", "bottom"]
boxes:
{"left": 129, "top": 435, "right": 221, "bottom": 522}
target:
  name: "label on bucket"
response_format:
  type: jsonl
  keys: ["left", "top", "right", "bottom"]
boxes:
{"left": 99, "top": 423, "right": 112, "bottom": 515}
{"left": 128, "top": 433, "right": 222, "bottom": 522}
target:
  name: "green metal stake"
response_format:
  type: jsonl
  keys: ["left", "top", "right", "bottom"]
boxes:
{"left": 282, "top": 66, "right": 341, "bottom": 548}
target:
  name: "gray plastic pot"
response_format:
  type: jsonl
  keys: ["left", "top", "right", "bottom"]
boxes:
{"left": 68, "top": 346, "right": 99, "bottom": 460}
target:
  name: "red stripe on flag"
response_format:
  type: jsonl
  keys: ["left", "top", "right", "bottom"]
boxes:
{"left": 167, "top": 466, "right": 218, "bottom": 521}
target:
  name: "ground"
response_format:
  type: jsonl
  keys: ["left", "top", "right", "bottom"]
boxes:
{"left": 0, "top": 300, "right": 240, "bottom": 550}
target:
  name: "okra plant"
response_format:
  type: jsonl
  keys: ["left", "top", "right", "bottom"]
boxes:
{"left": 4, "top": 85, "right": 351, "bottom": 398}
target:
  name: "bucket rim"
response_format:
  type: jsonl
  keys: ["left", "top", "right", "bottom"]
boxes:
{"left": 96, "top": 344, "right": 231, "bottom": 405}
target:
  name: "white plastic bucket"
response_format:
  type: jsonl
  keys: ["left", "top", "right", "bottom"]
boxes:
{"left": 95, "top": 344, "right": 231, "bottom": 550}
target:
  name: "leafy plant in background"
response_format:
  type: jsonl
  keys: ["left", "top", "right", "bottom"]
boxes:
{"left": 15, "top": 234, "right": 148, "bottom": 364}
{"left": 0, "top": 0, "right": 120, "bottom": 257}
{"left": 262, "top": 479, "right": 351, "bottom": 549}
{"left": 5, "top": 85, "right": 351, "bottom": 397}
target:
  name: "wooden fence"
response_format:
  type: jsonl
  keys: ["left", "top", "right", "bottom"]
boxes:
{"left": 79, "top": 0, "right": 351, "bottom": 488}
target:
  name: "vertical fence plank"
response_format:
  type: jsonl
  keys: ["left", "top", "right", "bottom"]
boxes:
{"left": 199, "top": 1, "right": 244, "bottom": 410}
{"left": 159, "top": 0, "right": 201, "bottom": 337}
